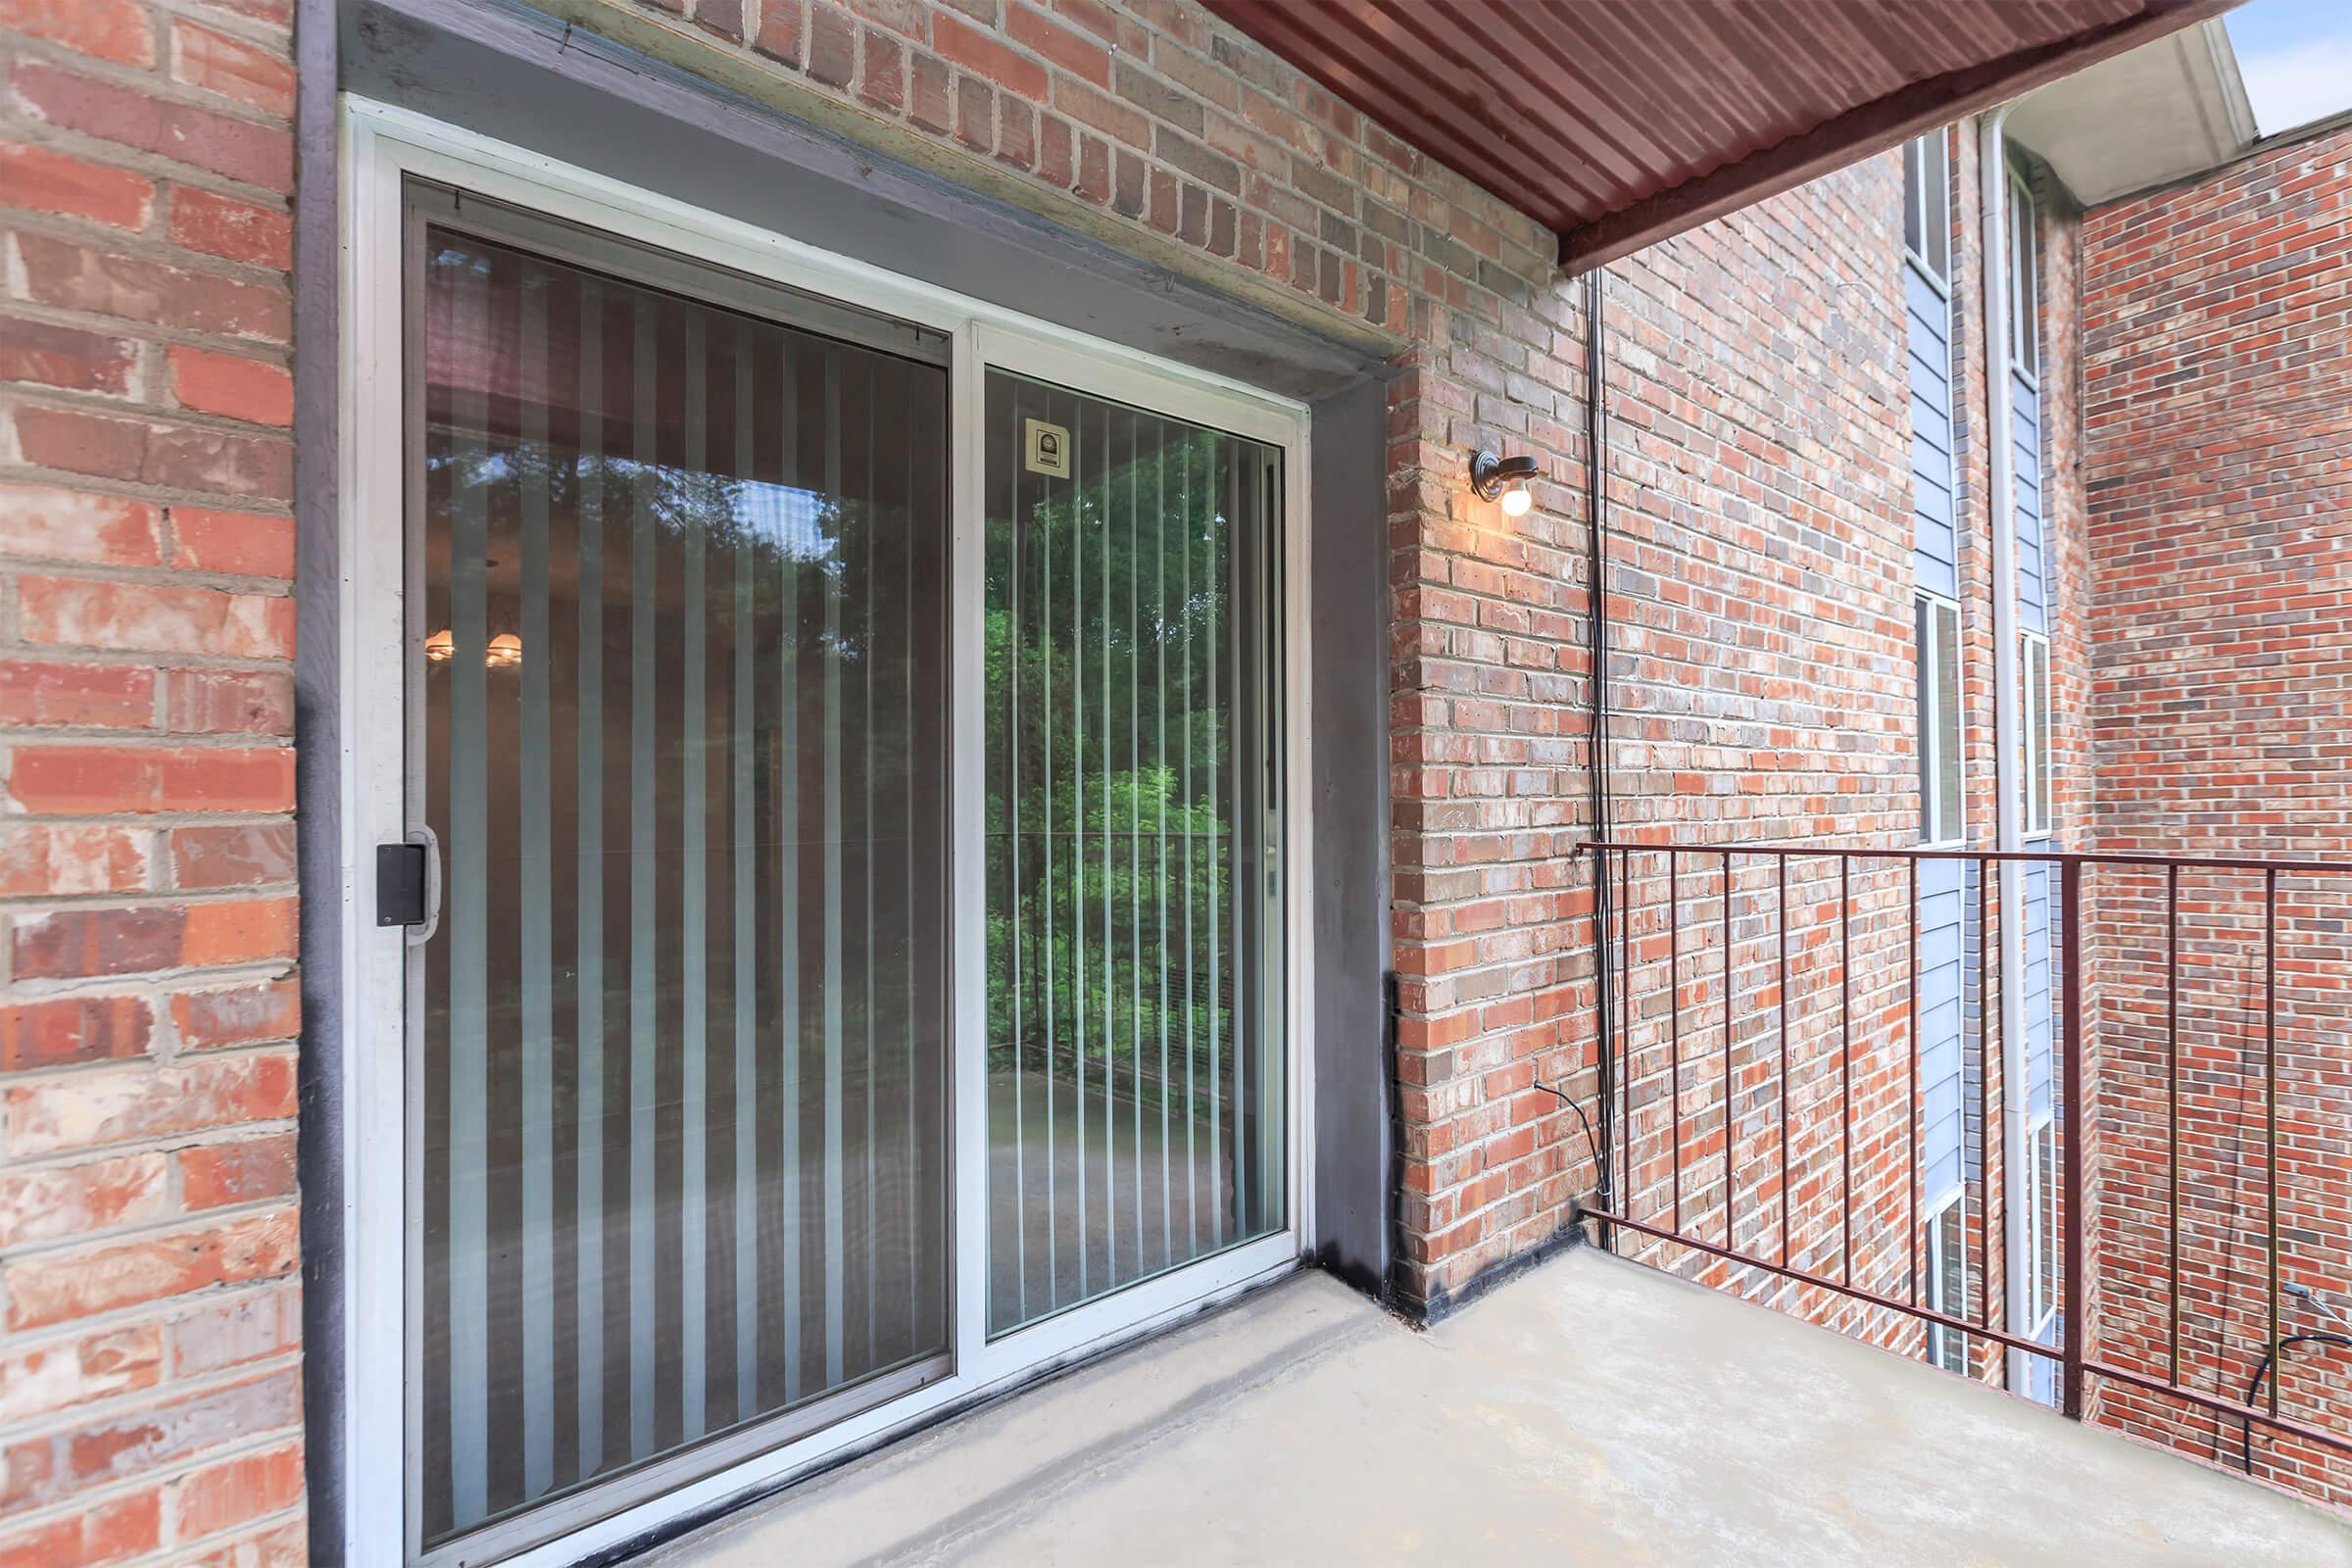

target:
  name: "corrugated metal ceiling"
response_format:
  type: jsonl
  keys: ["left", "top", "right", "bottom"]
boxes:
{"left": 1200, "top": 0, "right": 2232, "bottom": 269}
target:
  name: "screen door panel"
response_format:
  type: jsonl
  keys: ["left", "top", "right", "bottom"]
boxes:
{"left": 982, "top": 369, "right": 1287, "bottom": 1337}
{"left": 414, "top": 217, "right": 950, "bottom": 1549}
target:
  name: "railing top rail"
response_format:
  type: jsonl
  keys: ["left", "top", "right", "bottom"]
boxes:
{"left": 1577, "top": 840, "right": 2352, "bottom": 876}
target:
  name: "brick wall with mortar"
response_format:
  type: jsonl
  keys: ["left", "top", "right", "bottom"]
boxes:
{"left": 2082, "top": 119, "right": 2352, "bottom": 1501}
{"left": 1591, "top": 133, "right": 2099, "bottom": 1370}
{"left": 1590, "top": 145, "right": 1925, "bottom": 1344}
{"left": 0, "top": 0, "right": 305, "bottom": 1564}
{"left": 0, "top": 0, "right": 2134, "bottom": 1553}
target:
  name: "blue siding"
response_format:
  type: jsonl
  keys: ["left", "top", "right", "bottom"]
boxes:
{"left": 1907, "top": 255, "right": 1966, "bottom": 1201}
{"left": 2012, "top": 368, "right": 2045, "bottom": 633}
{"left": 1918, "top": 857, "right": 1967, "bottom": 1203}
{"left": 2022, "top": 858, "right": 2054, "bottom": 1122}
{"left": 1907, "top": 266, "right": 1957, "bottom": 600}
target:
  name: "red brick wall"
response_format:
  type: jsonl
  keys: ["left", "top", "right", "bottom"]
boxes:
{"left": 0, "top": 0, "right": 305, "bottom": 1562}
{"left": 1590, "top": 148, "right": 1925, "bottom": 1345}
{"left": 2082, "top": 121, "right": 2352, "bottom": 1500}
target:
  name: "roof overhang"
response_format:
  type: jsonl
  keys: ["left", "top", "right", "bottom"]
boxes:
{"left": 2006, "top": 19, "right": 2255, "bottom": 204}
{"left": 1199, "top": 0, "right": 2241, "bottom": 271}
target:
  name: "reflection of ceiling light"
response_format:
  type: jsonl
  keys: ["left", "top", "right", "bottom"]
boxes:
{"left": 424, "top": 629, "right": 523, "bottom": 667}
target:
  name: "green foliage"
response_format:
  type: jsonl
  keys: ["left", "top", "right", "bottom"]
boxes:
{"left": 983, "top": 415, "right": 1244, "bottom": 1109}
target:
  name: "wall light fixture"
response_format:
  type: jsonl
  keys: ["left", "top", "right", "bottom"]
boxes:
{"left": 1470, "top": 449, "right": 1539, "bottom": 517}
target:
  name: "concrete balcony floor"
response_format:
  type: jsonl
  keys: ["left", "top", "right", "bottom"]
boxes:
{"left": 650, "top": 1248, "right": 2350, "bottom": 1566}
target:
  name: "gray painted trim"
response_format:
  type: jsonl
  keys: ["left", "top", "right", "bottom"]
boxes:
{"left": 292, "top": 0, "right": 347, "bottom": 1562}
{"left": 342, "top": 0, "right": 1386, "bottom": 400}
{"left": 1306, "top": 378, "right": 1392, "bottom": 1299}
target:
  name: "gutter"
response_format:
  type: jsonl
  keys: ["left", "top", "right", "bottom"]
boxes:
{"left": 1978, "top": 105, "right": 2034, "bottom": 1396}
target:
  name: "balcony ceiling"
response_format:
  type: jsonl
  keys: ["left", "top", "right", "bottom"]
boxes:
{"left": 1199, "top": 0, "right": 2237, "bottom": 270}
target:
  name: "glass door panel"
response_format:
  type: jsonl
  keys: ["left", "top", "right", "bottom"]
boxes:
{"left": 412, "top": 206, "right": 951, "bottom": 1551}
{"left": 981, "top": 368, "right": 1286, "bottom": 1337}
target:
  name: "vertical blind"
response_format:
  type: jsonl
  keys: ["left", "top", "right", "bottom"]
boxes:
{"left": 981, "top": 369, "right": 1286, "bottom": 1337}
{"left": 417, "top": 219, "right": 950, "bottom": 1548}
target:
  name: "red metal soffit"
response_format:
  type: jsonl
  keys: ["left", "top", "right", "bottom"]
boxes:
{"left": 1199, "top": 0, "right": 2237, "bottom": 271}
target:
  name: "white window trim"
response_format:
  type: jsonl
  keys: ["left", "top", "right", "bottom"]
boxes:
{"left": 2005, "top": 167, "right": 2039, "bottom": 387}
{"left": 1916, "top": 590, "right": 1965, "bottom": 849}
{"left": 2019, "top": 631, "right": 2052, "bottom": 841}
{"left": 2024, "top": 1110, "right": 2059, "bottom": 1342}
{"left": 1902, "top": 132, "right": 1951, "bottom": 295}
{"left": 1923, "top": 1190, "right": 1967, "bottom": 1371}
{"left": 339, "top": 95, "right": 1317, "bottom": 1568}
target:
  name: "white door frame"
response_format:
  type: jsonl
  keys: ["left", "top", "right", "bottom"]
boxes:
{"left": 336, "top": 96, "right": 1316, "bottom": 1567}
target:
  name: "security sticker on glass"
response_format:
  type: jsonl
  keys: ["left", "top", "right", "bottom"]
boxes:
{"left": 1025, "top": 416, "right": 1071, "bottom": 478}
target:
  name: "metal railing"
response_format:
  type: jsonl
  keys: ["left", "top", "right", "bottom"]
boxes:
{"left": 1575, "top": 839, "right": 2352, "bottom": 1478}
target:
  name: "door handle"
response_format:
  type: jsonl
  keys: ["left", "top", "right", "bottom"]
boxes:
{"left": 376, "top": 824, "right": 442, "bottom": 946}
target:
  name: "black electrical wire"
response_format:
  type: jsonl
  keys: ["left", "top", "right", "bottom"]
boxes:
{"left": 1583, "top": 264, "right": 1618, "bottom": 1243}
{"left": 2238, "top": 1332, "right": 2352, "bottom": 1475}
{"left": 1534, "top": 1078, "right": 1602, "bottom": 1200}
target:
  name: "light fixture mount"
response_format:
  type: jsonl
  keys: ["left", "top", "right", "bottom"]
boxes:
{"left": 1470, "top": 449, "right": 1540, "bottom": 502}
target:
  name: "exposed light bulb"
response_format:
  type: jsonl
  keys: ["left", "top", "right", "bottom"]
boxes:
{"left": 1499, "top": 483, "right": 1534, "bottom": 518}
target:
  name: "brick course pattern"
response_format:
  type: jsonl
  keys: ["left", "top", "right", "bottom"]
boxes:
{"left": 1, "top": 0, "right": 2241, "bottom": 1550}
{"left": 2082, "top": 120, "right": 2352, "bottom": 1502}
{"left": 0, "top": 0, "right": 305, "bottom": 1563}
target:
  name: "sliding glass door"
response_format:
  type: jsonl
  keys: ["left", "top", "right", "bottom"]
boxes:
{"left": 410, "top": 192, "right": 951, "bottom": 1551}
{"left": 384, "top": 163, "right": 1298, "bottom": 1565}
{"left": 980, "top": 370, "right": 1287, "bottom": 1337}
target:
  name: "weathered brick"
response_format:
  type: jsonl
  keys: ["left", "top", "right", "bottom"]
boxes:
{"left": 172, "top": 1442, "right": 302, "bottom": 1543}
{"left": 165, "top": 669, "right": 294, "bottom": 736}
{"left": 6, "top": 1053, "right": 297, "bottom": 1157}
{"left": 167, "top": 187, "right": 292, "bottom": 269}
{"left": 0, "top": 483, "right": 160, "bottom": 566}
{"left": 167, "top": 1289, "right": 298, "bottom": 1379}
{"left": 19, "top": 577, "right": 295, "bottom": 659}
{"left": 0, "top": 0, "right": 304, "bottom": 1545}
{"left": 8, "top": 232, "right": 290, "bottom": 341}
{"left": 34, "top": 1369, "right": 300, "bottom": 1502}
{"left": 0, "top": 0, "right": 154, "bottom": 67}
{"left": 169, "top": 21, "right": 295, "bottom": 118}
{"left": 10, "top": 404, "right": 293, "bottom": 499}
{"left": 179, "top": 1134, "right": 296, "bottom": 1210}
{"left": 168, "top": 345, "right": 292, "bottom": 427}
{"left": 0, "top": 1152, "right": 170, "bottom": 1248}
{"left": 0, "top": 141, "right": 153, "bottom": 229}
{"left": 0, "top": 315, "right": 138, "bottom": 395}
{"left": 0, "top": 1485, "right": 160, "bottom": 1567}
{"left": 0, "top": 1325, "right": 162, "bottom": 1428}
{"left": 8, "top": 745, "right": 295, "bottom": 815}
{"left": 171, "top": 979, "right": 299, "bottom": 1049}
{"left": 0, "top": 824, "right": 152, "bottom": 897}
{"left": 0, "top": 660, "right": 156, "bottom": 728}
{"left": 11, "top": 61, "right": 292, "bottom": 192}
{"left": 169, "top": 506, "right": 295, "bottom": 578}
{"left": 0, "top": 995, "right": 152, "bottom": 1072}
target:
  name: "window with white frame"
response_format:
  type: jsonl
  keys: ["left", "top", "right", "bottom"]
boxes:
{"left": 1924, "top": 1195, "right": 1969, "bottom": 1373}
{"left": 2020, "top": 632, "right": 2052, "bottom": 837}
{"left": 1903, "top": 131, "right": 1950, "bottom": 285}
{"left": 2028, "top": 1114, "right": 2059, "bottom": 1332}
{"left": 2007, "top": 170, "right": 2039, "bottom": 377}
{"left": 1916, "top": 594, "right": 1962, "bottom": 845}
